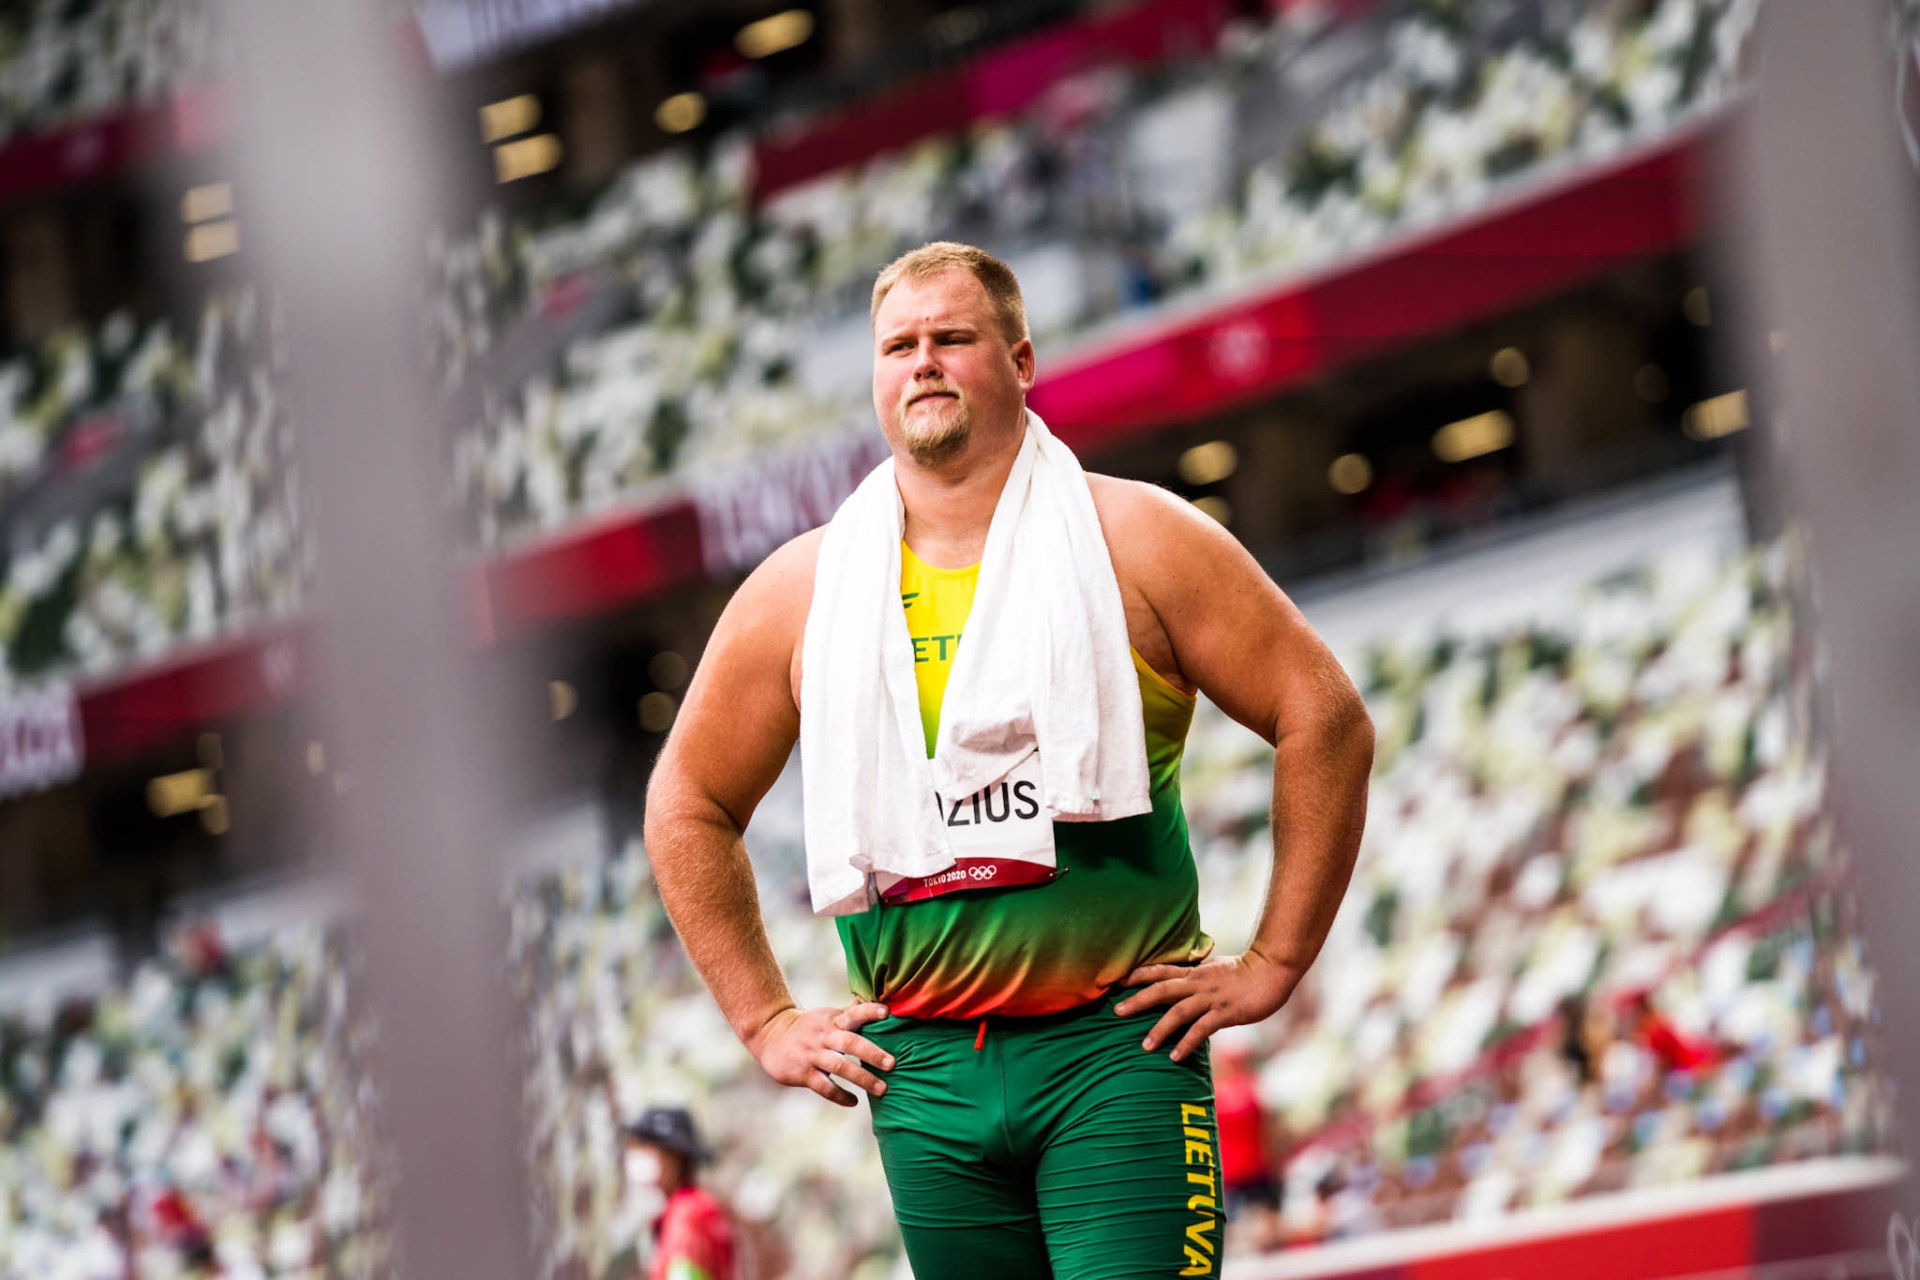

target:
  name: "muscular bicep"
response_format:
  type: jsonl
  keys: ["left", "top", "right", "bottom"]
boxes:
{"left": 1119, "top": 485, "right": 1358, "bottom": 746}
{"left": 648, "top": 537, "right": 814, "bottom": 834}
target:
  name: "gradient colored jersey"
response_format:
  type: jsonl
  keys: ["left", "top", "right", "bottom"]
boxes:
{"left": 833, "top": 542, "right": 1212, "bottom": 1019}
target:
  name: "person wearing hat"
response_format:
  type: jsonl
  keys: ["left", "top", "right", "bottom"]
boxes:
{"left": 623, "top": 1107, "right": 736, "bottom": 1280}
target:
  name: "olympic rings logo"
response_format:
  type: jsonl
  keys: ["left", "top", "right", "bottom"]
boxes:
{"left": 969, "top": 866, "right": 998, "bottom": 881}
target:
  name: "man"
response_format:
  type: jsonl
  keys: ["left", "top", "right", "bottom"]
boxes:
{"left": 645, "top": 242, "right": 1372, "bottom": 1277}
{"left": 623, "top": 1107, "right": 736, "bottom": 1280}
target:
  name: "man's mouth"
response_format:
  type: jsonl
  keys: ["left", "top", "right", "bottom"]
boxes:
{"left": 908, "top": 390, "right": 958, "bottom": 407}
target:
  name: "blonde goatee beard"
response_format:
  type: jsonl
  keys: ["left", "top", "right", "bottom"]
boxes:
{"left": 901, "top": 398, "right": 971, "bottom": 466}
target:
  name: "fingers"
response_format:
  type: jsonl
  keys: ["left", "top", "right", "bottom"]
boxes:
{"left": 768, "top": 1008, "right": 896, "bottom": 1108}
{"left": 1169, "top": 1011, "right": 1226, "bottom": 1063}
{"left": 815, "top": 1049, "right": 886, "bottom": 1098}
{"left": 1114, "top": 976, "right": 1189, "bottom": 1018}
{"left": 827, "top": 1029, "right": 894, "bottom": 1074}
{"left": 1119, "top": 963, "right": 1185, "bottom": 990}
{"left": 834, "top": 1001, "right": 891, "bottom": 1030}
{"left": 804, "top": 1069, "right": 858, "bottom": 1108}
{"left": 1142, "top": 995, "right": 1210, "bottom": 1052}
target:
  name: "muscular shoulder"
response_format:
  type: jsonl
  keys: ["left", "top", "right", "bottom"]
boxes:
{"left": 1086, "top": 473, "right": 1236, "bottom": 598}
{"left": 737, "top": 525, "right": 825, "bottom": 619}
{"left": 1085, "top": 474, "right": 1222, "bottom": 693}
{"left": 707, "top": 526, "right": 823, "bottom": 699}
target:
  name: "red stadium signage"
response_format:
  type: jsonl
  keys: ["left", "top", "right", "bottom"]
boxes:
{"left": 0, "top": 681, "right": 84, "bottom": 802}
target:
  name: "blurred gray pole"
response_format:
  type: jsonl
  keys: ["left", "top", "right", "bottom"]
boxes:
{"left": 225, "top": 2, "right": 535, "bottom": 1276}
{"left": 1745, "top": 3, "right": 1920, "bottom": 1186}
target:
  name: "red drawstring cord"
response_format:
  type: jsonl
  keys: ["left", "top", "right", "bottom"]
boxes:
{"left": 974, "top": 1019, "right": 987, "bottom": 1051}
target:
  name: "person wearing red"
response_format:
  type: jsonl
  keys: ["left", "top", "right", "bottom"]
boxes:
{"left": 624, "top": 1108, "right": 736, "bottom": 1280}
{"left": 1627, "top": 990, "right": 1718, "bottom": 1074}
{"left": 1213, "top": 1037, "right": 1280, "bottom": 1225}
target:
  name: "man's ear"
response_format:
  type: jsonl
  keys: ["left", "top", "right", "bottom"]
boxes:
{"left": 1012, "top": 338, "right": 1036, "bottom": 393}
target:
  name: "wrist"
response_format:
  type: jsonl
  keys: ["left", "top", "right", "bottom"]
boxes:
{"left": 742, "top": 1003, "right": 798, "bottom": 1059}
{"left": 1244, "top": 943, "right": 1307, "bottom": 981}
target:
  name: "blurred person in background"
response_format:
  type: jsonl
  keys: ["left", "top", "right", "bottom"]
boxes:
{"left": 646, "top": 241, "right": 1372, "bottom": 1276}
{"left": 620, "top": 1107, "right": 737, "bottom": 1280}
{"left": 1213, "top": 1031, "right": 1285, "bottom": 1251}
{"left": 1558, "top": 994, "right": 1613, "bottom": 1087}
{"left": 1625, "top": 990, "right": 1719, "bottom": 1077}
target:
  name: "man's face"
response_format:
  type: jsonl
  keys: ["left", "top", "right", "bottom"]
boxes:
{"left": 623, "top": 1140, "right": 681, "bottom": 1195}
{"left": 872, "top": 268, "right": 1035, "bottom": 467}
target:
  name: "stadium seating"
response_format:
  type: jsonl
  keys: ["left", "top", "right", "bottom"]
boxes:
{"left": 0, "top": 0, "right": 219, "bottom": 148}
{"left": 0, "top": 924, "right": 385, "bottom": 1279}
{"left": 445, "top": 0, "right": 1763, "bottom": 547}
{"left": 0, "top": 291, "right": 305, "bottom": 693}
{"left": 1188, "top": 534, "right": 1890, "bottom": 1243}
{"left": 501, "top": 528, "right": 1893, "bottom": 1274}
{"left": 0, "top": 527, "right": 1894, "bottom": 1275}
{"left": 2, "top": 0, "right": 1763, "bottom": 688}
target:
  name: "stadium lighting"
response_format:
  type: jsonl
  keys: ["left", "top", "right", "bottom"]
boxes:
{"left": 1489, "top": 346, "right": 1530, "bottom": 387}
{"left": 1328, "top": 452, "right": 1373, "bottom": 494}
{"left": 736, "top": 9, "right": 815, "bottom": 59}
{"left": 549, "top": 680, "right": 578, "bottom": 722}
{"left": 1192, "top": 495, "right": 1231, "bottom": 525}
{"left": 640, "top": 692, "right": 678, "bottom": 733}
{"left": 179, "top": 182, "right": 233, "bottom": 225}
{"left": 494, "top": 133, "right": 563, "bottom": 183}
{"left": 655, "top": 91, "right": 706, "bottom": 134}
{"left": 184, "top": 219, "right": 240, "bottom": 263}
{"left": 480, "top": 93, "right": 541, "bottom": 143}
{"left": 306, "top": 741, "right": 327, "bottom": 776}
{"left": 1178, "top": 440, "right": 1238, "bottom": 486}
{"left": 1684, "top": 286, "right": 1712, "bottom": 326}
{"left": 1432, "top": 410, "right": 1515, "bottom": 463}
{"left": 147, "top": 768, "right": 217, "bottom": 817}
{"left": 1682, "top": 390, "right": 1750, "bottom": 440}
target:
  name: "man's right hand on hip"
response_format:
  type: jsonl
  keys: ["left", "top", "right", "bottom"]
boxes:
{"left": 748, "top": 1002, "right": 894, "bottom": 1107}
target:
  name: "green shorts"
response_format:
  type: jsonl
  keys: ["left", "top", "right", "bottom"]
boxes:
{"left": 863, "top": 988, "right": 1224, "bottom": 1279}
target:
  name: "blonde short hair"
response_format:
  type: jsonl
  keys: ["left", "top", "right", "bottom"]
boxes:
{"left": 870, "top": 241, "right": 1029, "bottom": 346}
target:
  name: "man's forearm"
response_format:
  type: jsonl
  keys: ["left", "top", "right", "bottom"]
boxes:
{"left": 1250, "top": 703, "right": 1373, "bottom": 977}
{"left": 644, "top": 804, "right": 797, "bottom": 1051}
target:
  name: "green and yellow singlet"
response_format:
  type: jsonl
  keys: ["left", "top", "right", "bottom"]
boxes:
{"left": 833, "top": 541, "right": 1213, "bottom": 1020}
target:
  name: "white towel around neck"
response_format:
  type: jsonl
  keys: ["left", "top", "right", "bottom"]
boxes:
{"left": 799, "top": 409, "right": 1151, "bottom": 916}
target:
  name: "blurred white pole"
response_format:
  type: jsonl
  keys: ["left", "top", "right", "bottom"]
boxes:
{"left": 225, "top": 2, "right": 535, "bottom": 1275}
{"left": 1745, "top": 1, "right": 1920, "bottom": 1193}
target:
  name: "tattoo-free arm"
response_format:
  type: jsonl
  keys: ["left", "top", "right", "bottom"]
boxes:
{"left": 1106, "top": 482, "right": 1374, "bottom": 1058}
{"left": 643, "top": 532, "right": 891, "bottom": 1104}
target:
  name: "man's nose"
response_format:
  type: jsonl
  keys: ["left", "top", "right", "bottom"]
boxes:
{"left": 911, "top": 339, "right": 942, "bottom": 376}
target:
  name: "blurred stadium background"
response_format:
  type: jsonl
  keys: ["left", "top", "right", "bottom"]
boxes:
{"left": 0, "top": 0, "right": 1910, "bottom": 1276}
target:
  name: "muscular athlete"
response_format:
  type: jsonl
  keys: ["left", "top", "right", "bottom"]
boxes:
{"left": 644, "top": 243, "right": 1373, "bottom": 1276}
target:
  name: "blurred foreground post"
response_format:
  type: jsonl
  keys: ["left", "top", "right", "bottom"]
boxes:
{"left": 226, "top": 2, "right": 534, "bottom": 1275}
{"left": 1747, "top": 1, "right": 1920, "bottom": 1198}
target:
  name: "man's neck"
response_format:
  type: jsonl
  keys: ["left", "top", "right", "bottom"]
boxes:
{"left": 896, "top": 414, "right": 1025, "bottom": 569}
